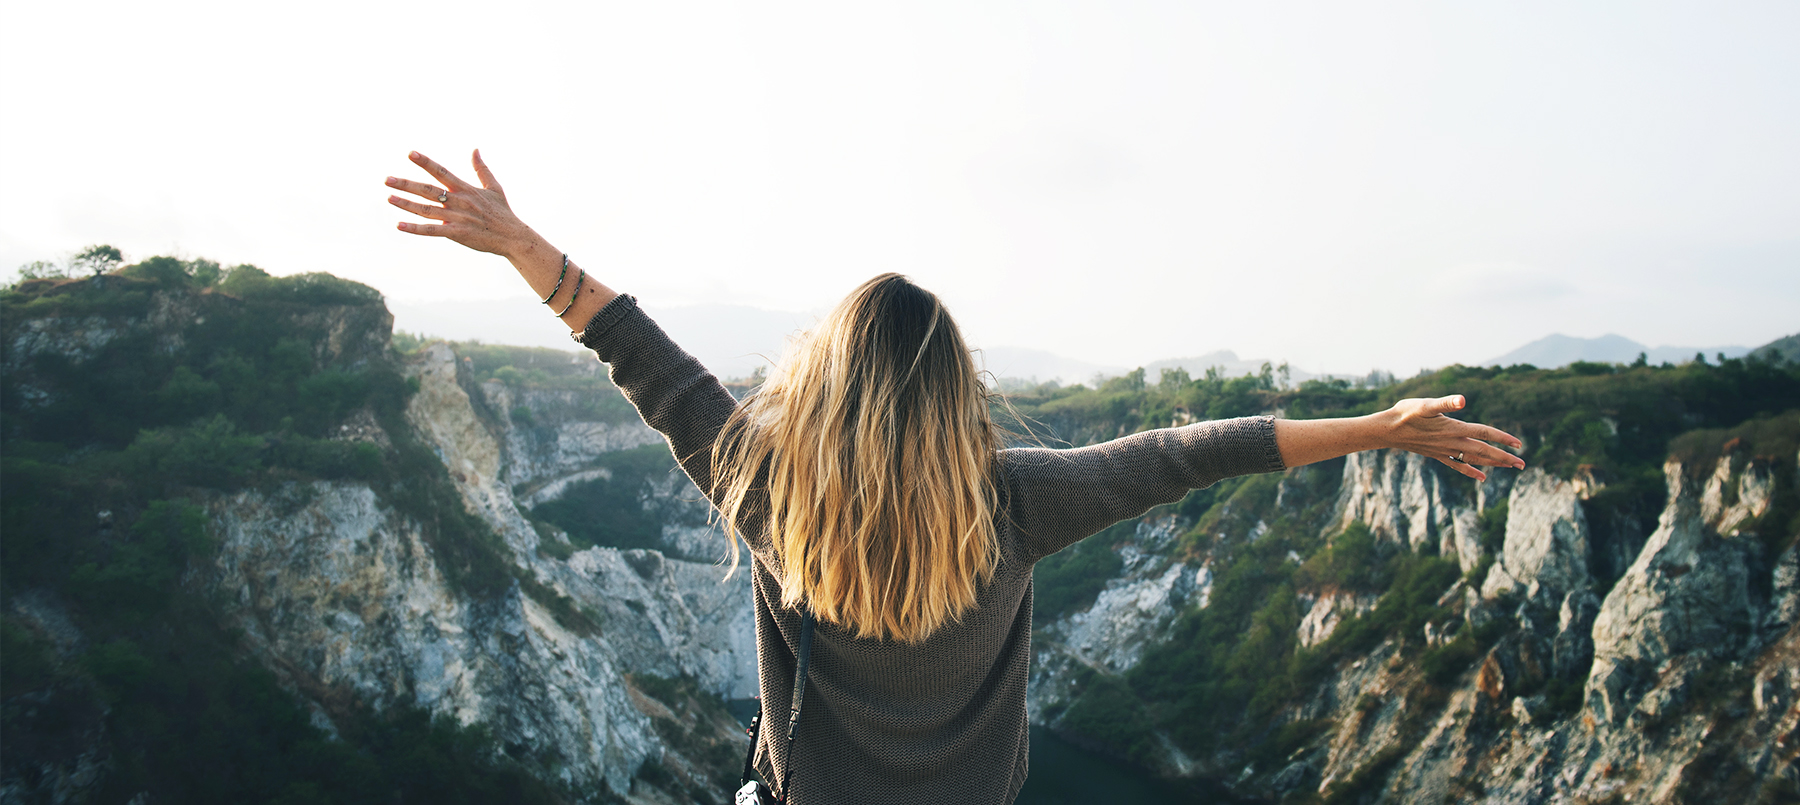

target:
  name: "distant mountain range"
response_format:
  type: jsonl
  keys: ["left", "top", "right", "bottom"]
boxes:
{"left": 393, "top": 299, "right": 1795, "bottom": 384}
{"left": 1479, "top": 333, "right": 1757, "bottom": 369}
{"left": 975, "top": 347, "right": 1124, "bottom": 386}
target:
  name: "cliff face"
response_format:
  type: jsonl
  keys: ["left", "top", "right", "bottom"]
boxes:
{"left": 201, "top": 341, "right": 756, "bottom": 798}
{"left": 1027, "top": 445, "right": 1800, "bottom": 803}
{"left": 1, "top": 275, "right": 754, "bottom": 804}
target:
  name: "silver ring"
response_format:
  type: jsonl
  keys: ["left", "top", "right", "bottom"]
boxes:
{"left": 437, "top": 189, "right": 449, "bottom": 204}
{"left": 1454, "top": 452, "right": 1465, "bottom": 463}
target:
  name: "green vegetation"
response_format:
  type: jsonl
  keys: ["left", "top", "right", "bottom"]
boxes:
{"left": 1000, "top": 364, "right": 1380, "bottom": 447}
{"left": 533, "top": 444, "right": 680, "bottom": 552}
{"left": 447, "top": 341, "right": 640, "bottom": 425}
{"left": 60, "top": 625, "right": 566, "bottom": 805}
{"left": 1, "top": 257, "right": 604, "bottom": 803}
{"left": 1293, "top": 521, "right": 1383, "bottom": 592}
{"left": 1033, "top": 518, "right": 1134, "bottom": 625}
{"left": 627, "top": 673, "right": 750, "bottom": 801}
{"left": 1003, "top": 352, "right": 1798, "bottom": 478}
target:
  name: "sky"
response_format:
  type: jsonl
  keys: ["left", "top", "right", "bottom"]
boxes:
{"left": 2, "top": 0, "right": 1795, "bottom": 377}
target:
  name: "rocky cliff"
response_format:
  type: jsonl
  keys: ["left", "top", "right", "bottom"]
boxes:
{"left": 1027, "top": 443, "right": 1799, "bottom": 803}
{"left": 1, "top": 269, "right": 755, "bottom": 804}
{"left": 199, "top": 341, "right": 758, "bottom": 798}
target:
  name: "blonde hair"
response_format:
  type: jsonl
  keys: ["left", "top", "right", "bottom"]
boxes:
{"left": 710, "top": 274, "right": 1002, "bottom": 643}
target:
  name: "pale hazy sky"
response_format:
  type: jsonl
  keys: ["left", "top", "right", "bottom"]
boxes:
{"left": 2, "top": 1, "right": 1795, "bottom": 375}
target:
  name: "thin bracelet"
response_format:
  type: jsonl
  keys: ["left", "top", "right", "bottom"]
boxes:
{"left": 554, "top": 269, "right": 586, "bottom": 316}
{"left": 539, "top": 254, "right": 569, "bottom": 305}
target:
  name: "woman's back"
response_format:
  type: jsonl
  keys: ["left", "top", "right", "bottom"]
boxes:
{"left": 579, "top": 293, "right": 1283, "bottom": 804}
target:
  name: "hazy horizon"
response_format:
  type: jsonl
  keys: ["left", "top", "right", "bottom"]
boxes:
{"left": 386, "top": 293, "right": 1770, "bottom": 383}
{"left": 4, "top": 1, "right": 1796, "bottom": 374}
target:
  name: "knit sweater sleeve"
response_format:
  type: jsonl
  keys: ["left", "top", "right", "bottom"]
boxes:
{"left": 1000, "top": 416, "right": 1286, "bottom": 562}
{"left": 573, "top": 294, "right": 738, "bottom": 500}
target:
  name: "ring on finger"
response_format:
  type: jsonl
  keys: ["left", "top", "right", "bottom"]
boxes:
{"left": 1452, "top": 452, "right": 1465, "bottom": 463}
{"left": 438, "top": 189, "right": 449, "bottom": 204}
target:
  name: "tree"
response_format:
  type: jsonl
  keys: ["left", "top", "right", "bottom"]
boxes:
{"left": 13, "top": 260, "right": 68, "bottom": 282}
{"left": 72, "top": 244, "right": 123, "bottom": 277}
{"left": 1159, "top": 367, "right": 1191, "bottom": 394}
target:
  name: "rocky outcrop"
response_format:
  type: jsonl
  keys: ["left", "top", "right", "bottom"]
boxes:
{"left": 208, "top": 482, "right": 660, "bottom": 793}
{"left": 197, "top": 341, "right": 757, "bottom": 798}
{"left": 1331, "top": 449, "right": 1515, "bottom": 575}
{"left": 1586, "top": 456, "right": 1773, "bottom": 725}
{"left": 1480, "top": 468, "right": 1591, "bottom": 603}
{"left": 1029, "top": 444, "right": 1798, "bottom": 803}
{"left": 1295, "top": 589, "right": 1380, "bottom": 648}
{"left": 1335, "top": 450, "right": 1465, "bottom": 555}
{"left": 1037, "top": 516, "right": 1198, "bottom": 675}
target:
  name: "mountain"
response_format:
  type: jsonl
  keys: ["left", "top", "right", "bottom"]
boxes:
{"left": 1751, "top": 332, "right": 1800, "bottom": 365}
{"left": 977, "top": 346, "right": 1126, "bottom": 386}
{"left": 1481, "top": 333, "right": 1752, "bottom": 368}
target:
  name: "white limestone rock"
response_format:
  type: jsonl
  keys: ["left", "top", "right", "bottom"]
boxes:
{"left": 1586, "top": 457, "right": 1770, "bottom": 724}
{"left": 1295, "top": 589, "right": 1380, "bottom": 649}
{"left": 1335, "top": 450, "right": 1460, "bottom": 552}
{"left": 1480, "top": 468, "right": 1590, "bottom": 601}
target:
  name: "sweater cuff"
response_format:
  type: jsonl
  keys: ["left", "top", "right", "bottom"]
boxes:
{"left": 1255, "top": 415, "right": 1286, "bottom": 473}
{"left": 571, "top": 294, "right": 639, "bottom": 353}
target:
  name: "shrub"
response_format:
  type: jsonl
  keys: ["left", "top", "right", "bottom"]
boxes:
{"left": 531, "top": 444, "right": 677, "bottom": 552}
{"left": 1295, "top": 521, "right": 1384, "bottom": 591}
{"left": 1034, "top": 519, "right": 1132, "bottom": 624}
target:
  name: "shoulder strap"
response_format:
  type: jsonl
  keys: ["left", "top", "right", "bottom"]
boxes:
{"left": 738, "top": 610, "right": 817, "bottom": 803}
{"left": 778, "top": 611, "right": 816, "bottom": 801}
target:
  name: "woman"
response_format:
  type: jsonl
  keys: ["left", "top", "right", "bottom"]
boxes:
{"left": 386, "top": 151, "right": 1525, "bottom": 805}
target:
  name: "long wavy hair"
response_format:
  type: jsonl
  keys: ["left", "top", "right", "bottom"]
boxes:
{"left": 710, "top": 274, "right": 1002, "bottom": 643}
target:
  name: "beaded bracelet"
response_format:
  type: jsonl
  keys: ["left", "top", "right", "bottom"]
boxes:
{"left": 554, "top": 269, "right": 586, "bottom": 317}
{"left": 539, "top": 254, "right": 569, "bottom": 305}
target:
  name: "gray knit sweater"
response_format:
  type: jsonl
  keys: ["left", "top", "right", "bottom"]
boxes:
{"left": 576, "top": 295, "right": 1285, "bottom": 804}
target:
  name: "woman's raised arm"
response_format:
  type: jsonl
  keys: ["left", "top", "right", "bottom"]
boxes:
{"left": 1275, "top": 394, "right": 1525, "bottom": 481}
{"left": 386, "top": 150, "right": 616, "bottom": 332}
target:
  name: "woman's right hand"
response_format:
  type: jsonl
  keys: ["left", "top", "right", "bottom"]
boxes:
{"left": 1376, "top": 395, "right": 1525, "bottom": 480}
{"left": 386, "top": 150, "right": 546, "bottom": 260}
{"left": 1274, "top": 394, "right": 1524, "bottom": 481}
{"left": 386, "top": 149, "right": 617, "bottom": 330}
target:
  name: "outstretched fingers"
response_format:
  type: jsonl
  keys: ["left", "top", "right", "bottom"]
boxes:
{"left": 409, "top": 151, "right": 474, "bottom": 194}
{"left": 396, "top": 220, "right": 451, "bottom": 237}
{"left": 388, "top": 194, "right": 450, "bottom": 220}
{"left": 1451, "top": 439, "right": 1524, "bottom": 469}
{"left": 385, "top": 175, "right": 446, "bottom": 203}
{"left": 1435, "top": 455, "right": 1488, "bottom": 481}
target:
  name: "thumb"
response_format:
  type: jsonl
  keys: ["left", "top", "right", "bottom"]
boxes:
{"left": 472, "top": 149, "right": 502, "bottom": 191}
{"left": 1424, "top": 394, "right": 1466, "bottom": 416}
